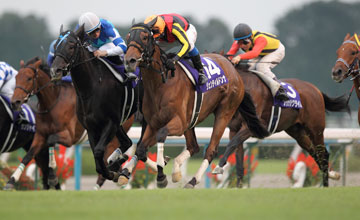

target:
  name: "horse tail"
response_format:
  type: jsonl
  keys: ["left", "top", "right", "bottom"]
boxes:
{"left": 322, "top": 93, "right": 351, "bottom": 114}
{"left": 238, "top": 92, "right": 270, "bottom": 139}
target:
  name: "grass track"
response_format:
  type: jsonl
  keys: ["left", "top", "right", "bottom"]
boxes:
{"left": 1, "top": 187, "right": 359, "bottom": 220}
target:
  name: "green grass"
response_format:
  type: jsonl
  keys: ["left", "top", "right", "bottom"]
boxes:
{"left": 0, "top": 187, "right": 359, "bottom": 220}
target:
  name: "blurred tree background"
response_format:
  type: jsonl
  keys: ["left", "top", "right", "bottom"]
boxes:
{"left": 0, "top": 1, "right": 359, "bottom": 116}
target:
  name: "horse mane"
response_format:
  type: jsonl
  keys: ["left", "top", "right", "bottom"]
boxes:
{"left": 25, "top": 56, "right": 51, "bottom": 77}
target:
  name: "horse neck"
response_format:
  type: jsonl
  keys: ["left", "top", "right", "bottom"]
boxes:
{"left": 36, "top": 70, "right": 60, "bottom": 109}
{"left": 70, "top": 48, "right": 97, "bottom": 98}
{"left": 141, "top": 47, "right": 170, "bottom": 95}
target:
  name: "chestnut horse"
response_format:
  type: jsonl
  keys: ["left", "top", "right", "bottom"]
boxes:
{"left": 213, "top": 66, "right": 350, "bottom": 187}
{"left": 332, "top": 33, "right": 360, "bottom": 125}
{"left": 122, "top": 23, "right": 269, "bottom": 188}
{"left": 5, "top": 57, "right": 131, "bottom": 190}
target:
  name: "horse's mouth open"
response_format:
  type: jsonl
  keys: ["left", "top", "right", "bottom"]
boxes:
{"left": 331, "top": 75, "right": 344, "bottom": 83}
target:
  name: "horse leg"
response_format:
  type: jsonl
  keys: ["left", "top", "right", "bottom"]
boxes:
{"left": 4, "top": 136, "right": 46, "bottom": 190}
{"left": 118, "top": 125, "right": 157, "bottom": 186}
{"left": 286, "top": 125, "right": 329, "bottom": 187}
{"left": 235, "top": 147, "right": 245, "bottom": 188}
{"left": 185, "top": 112, "right": 235, "bottom": 188}
{"left": 93, "top": 122, "right": 117, "bottom": 181}
{"left": 155, "top": 127, "right": 169, "bottom": 188}
{"left": 34, "top": 147, "right": 51, "bottom": 190}
{"left": 213, "top": 127, "right": 251, "bottom": 174}
{"left": 94, "top": 174, "right": 106, "bottom": 190}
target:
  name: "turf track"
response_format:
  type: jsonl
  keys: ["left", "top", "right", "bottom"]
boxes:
{"left": 1, "top": 187, "right": 359, "bottom": 220}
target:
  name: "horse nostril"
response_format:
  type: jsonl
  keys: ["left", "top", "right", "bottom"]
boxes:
{"left": 336, "top": 69, "right": 343, "bottom": 76}
{"left": 129, "top": 58, "right": 137, "bottom": 64}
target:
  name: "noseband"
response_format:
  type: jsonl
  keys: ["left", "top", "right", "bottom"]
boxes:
{"left": 336, "top": 40, "right": 360, "bottom": 80}
{"left": 54, "top": 31, "right": 96, "bottom": 74}
{"left": 127, "top": 24, "right": 170, "bottom": 83}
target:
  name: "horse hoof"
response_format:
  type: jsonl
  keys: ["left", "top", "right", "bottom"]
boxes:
{"left": 48, "top": 177, "right": 59, "bottom": 187}
{"left": 157, "top": 175, "right": 168, "bottom": 188}
{"left": 93, "top": 184, "right": 101, "bottom": 191}
{"left": 112, "top": 172, "right": 120, "bottom": 183}
{"left": 212, "top": 165, "right": 224, "bottom": 174}
{"left": 3, "top": 177, "right": 16, "bottom": 191}
{"left": 183, "top": 177, "right": 196, "bottom": 189}
{"left": 329, "top": 171, "right": 341, "bottom": 180}
{"left": 172, "top": 171, "right": 182, "bottom": 183}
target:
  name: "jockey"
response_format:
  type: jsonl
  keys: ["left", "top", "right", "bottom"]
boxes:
{"left": 144, "top": 14, "right": 208, "bottom": 85}
{"left": 227, "top": 23, "right": 289, "bottom": 101}
{"left": 78, "top": 12, "right": 136, "bottom": 80}
{"left": 0, "top": 62, "right": 18, "bottom": 100}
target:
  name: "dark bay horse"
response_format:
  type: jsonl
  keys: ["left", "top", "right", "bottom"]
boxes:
{"left": 332, "top": 33, "right": 360, "bottom": 125}
{"left": 213, "top": 67, "right": 350, "bottom": 187}
{"left": 50, "top": 26, "right": 150, "bottom": 182}
{"left": 123, "top": 23, "right": 269, "bottom": 188}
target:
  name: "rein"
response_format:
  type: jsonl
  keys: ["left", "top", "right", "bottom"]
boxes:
{"left": 127, "top": 24, "right": 170, "bottom": 83}
{"left": 16, "top": 65, "right": 60, "bottom": 114}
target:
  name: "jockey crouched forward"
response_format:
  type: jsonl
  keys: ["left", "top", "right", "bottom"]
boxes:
{"left": 78, "top": 12, "right": 137, "bottom": 81}
{"left": 227, "top": 23, "right": 289, "bottom": 101}
{"left": 144, "top": 13, "right": 208, "bottom": 85}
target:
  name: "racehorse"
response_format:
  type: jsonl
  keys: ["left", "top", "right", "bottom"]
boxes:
{"left": 332, "top": 33, "right": 360, "bottom": 125}
{"left": 0, "top": 87, "right": 53, "bottom": 189}
{"left": 49, "top": 26, "right": 157, "bottom": 182}
{"left": 214, "top": 65, "right": 350, "bottom": 187}
{"left": 4, "top": 57, "right": 89, "bottom": 190}
{"left": 122, "top": 23, "right": 269, "bottom": 188}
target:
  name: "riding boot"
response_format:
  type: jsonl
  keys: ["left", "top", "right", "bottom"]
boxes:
{"left": 191, "top": 54, "right": 208, "bottom": 85}
{"left": 250, "top": 70, "right": 289, "bottom": 101}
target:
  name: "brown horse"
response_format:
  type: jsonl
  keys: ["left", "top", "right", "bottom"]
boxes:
{"left": 213, "top": 66, "right": 350, "bottom": 187}
{"left": 5, "top": 57, "right": 127, "bottom": 190}
{"left": 122, "top": 23, "right": 268, "bottom": 188}
{"left": 332, "top": 33, "right": 360, "bottom": 125}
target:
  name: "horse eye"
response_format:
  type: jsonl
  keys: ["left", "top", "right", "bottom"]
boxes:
{"left": 27, "top": 77, "right": 32, "bottom": 81}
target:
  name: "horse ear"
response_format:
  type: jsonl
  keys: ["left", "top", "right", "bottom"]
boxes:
{"left": 20, "top": 60, "right": 25, "bottom": 68}
{"left": 131, "top": 18, "right": 136, "bottom": 26}
{"left": 344, "top": 33, "right": 351, "bottom": 41}
{"left": 219, "top": 49, "right": 224, "bottom": 55}
{"left": 75, "top": 24, "right": 85, "bottom": 40}
{"left": 34, "top": 60, "right": 42, "bottom": 69}
{"left": 60, "top": 24, "right": 64, "bottom": 34}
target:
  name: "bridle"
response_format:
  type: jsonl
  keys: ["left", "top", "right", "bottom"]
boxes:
{"left": 54, "top": 31, "right": 96, "bottom": 76}
{"left": 15, "top": 65, "right": 60, "bottom": 114}
{"left": 127, "top": 24, "right": 171, "bottom": 83}
{"left": 336, "top": 39, "right": 360, "bottom": 81}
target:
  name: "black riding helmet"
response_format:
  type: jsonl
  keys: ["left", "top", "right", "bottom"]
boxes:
{"left": 233, "top": 23, "right": 252, "bottom": 40}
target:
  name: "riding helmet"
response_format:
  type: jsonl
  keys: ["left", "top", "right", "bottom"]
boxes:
{"left": 144, "top": 15, "right": 165, "bottom": 38}
{"left": 233, "top": 23, "right": 252, "bottom": 40}
{"left": 79, "top": 12, "right": 101, "bottom": 34}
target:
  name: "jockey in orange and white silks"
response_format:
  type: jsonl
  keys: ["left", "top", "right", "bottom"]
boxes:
{"left": 77, "top": 12, "right": 136, "bottom": 80}
{"left": 227, "top": 23, "right": 289, "bottom": 101}
{"left": 0, "top": 62, "right": 18, "bottom": 100}
{"left": 144, "top": 13, "right": 208, "bottom": 85}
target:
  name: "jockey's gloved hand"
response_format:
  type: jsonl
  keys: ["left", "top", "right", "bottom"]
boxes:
{"left": 166, "top": 58, "right": 176, "bottom": 71}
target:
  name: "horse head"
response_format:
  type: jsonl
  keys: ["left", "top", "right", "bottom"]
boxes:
{"left": 332, "top": 33, "right": 360, "bottom": 83}
{"left": 124, "top": 23, "right": 156, "bottom": 73}
{"left": 50, "top": 25, "right": 86, "bottom": 81}
{"left": 11, "top": 58, "right": 43, "bottom": 111}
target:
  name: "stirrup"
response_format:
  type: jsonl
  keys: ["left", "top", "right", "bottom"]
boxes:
{"left": 198, "top": 72, "right": 208, "bottom": 85}
{"left": 275, "top": 88, "right": 289, "bottom": 101}
{"left": 125, "top": 72, "right": 137, "bottom": 80}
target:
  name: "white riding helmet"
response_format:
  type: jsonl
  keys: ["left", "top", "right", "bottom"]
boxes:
{"left": 79, "top": 12, "right": 101, "bottom": 34}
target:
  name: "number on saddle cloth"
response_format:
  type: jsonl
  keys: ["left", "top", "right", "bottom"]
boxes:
{"left": 177, "top": 56, "right": 228, "bottom": 93}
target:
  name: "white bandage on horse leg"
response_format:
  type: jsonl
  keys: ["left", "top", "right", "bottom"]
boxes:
{"left": 123, "top": 155, "right": 138, "bottom": 173}
{"left": 173, "top": 149, "right": 191, "bottom": 174}
{"left": 157, "top": 142, "right": 165, "bottom": 168}
{"left": 12, "top": 163, "right": 25, "bottom": 181}
{"left": 124, "top": 144, "right": 136, "bottom": 157}
{"left": 49, "top": 147, "right": 57, "bottom": 169}
{"left": 107, "top": 148, "right": 122, "bottom": 164}
{"left": 194, "top": 159, "right": 210, "bottom": 184}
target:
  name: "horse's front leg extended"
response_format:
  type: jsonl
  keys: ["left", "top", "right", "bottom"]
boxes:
{"left": 118, "top": 125, "right": 157, "bottom": 186}
{"left": 4, "top": 136, "right": 45, "bottom": 190}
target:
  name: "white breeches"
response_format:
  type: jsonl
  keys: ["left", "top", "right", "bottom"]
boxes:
{"left": 157, "top": 24, "right": 197, "bottom": 53}
{"left": 0, "top": 77, "right": 15, "bottom": 99}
